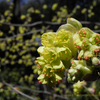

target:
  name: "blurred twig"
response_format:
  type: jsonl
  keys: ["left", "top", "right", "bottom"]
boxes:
{"left": 1, "top": 21, "right": 100, "bottom": 26}
{"left": 0, "top": 25, "right": 50, "bottom": 41}
{"left": 0, "top": 73, "right": 37, "bottom": 100}
{"left": 82, "top": 85, "right": 100, "bottom": 100}
{"left": 0, "top": 72, "right": 69, "bottom": 100}
{"left": 7, "top": 84, "right": 69, "bottom": 100}
{"left": 0, "top": 21, "right": 42, "bottom": 27}
{"left": 3, "top": 81, "right": 37, "bottom": 100}
{"left": 92, "top": 30, "right": 100, "bottom": 33}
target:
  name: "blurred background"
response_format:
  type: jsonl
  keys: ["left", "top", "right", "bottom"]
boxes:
{"left": 0, "top": 0, "right": 100, "bottom": 100}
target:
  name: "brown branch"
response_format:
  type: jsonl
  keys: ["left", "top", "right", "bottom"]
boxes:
{"left": 1, "top": 20, "right": 100, "bottom": 27}
{"left": 7, "top": 84, "right": 69, "bottom": 100}
{"left": 0, "top": 74, "right": 69, "bottom": 100}
{"left": 0, "top": 71, "right": 69, "bottom": 100}
{"left": 44, "top": 21, "right": 65, "bottom": 25}
{"left": 2, "top": 80, "right": 37, "bottom": 100}
{"left": 0, "top": 25, "right": 50, "bottom": 41}
{"left": 92, "top": 30, "right": 100, "bottom": 33}
{"left": 0, "top": 21, "right": 42, "bottom": 27}
{"left": 82, "top": 85, "right": 100, "bottom": 100}
{"left": 0, "top": 72, "right": 37, "bottom": 100}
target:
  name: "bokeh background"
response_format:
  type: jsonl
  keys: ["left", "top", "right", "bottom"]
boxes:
{"left": 0, "top": 0, "right": 100, "bottom": 100}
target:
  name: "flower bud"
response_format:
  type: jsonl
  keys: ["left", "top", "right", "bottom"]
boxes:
{"left": 41, "top": 32, "right": 56, "bottom": 47}
{"left": 57, "top": 24, "right": 76, "bottom": 34}
{"left": 91, "top": 33, "right": 100, "bottom": 45}
{"left": 73, "top": 81, "right": 86, "bottom": 94}
{"left": 84, "top": 51, "right": 93, "bottom": 60}
{"left": 78, "top": 28, "right": 93, "bottom": 40}
{"left": 68, "top": 60, "right": 92, "bottom": 82}
{"left": 67, "top": 18, "right": 82, "bottom": 32}
{"left": 92, "top": 57, "right": 100, "bottom": 65}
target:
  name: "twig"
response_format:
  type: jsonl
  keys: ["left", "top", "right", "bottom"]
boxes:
{"left": 0, "top": 21, "right": 42, "bottom": 27}
{"left": 0, "top": 25, "right": 50, "bottom": 41}
{"left": 0, "top": 72, "right": 36, "bottom": 100}
{"left": 1, "top": 20, "right": 100, "bottom": 27}
{"left": 2, "top": 80, "right": 37, "bottom": 100}
{"left": 92, "top": 30, "right": 100, "bottom": 33}
{"left": 45, "top": 21, "right": 65, "bottom": 25}
{"left": 82, "top": 85, "right": 100, "bottom": 100}
{"left": 8, "top": 84, "right": 69, "bottom": 100}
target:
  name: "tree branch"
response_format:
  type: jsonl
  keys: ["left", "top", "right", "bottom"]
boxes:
{"left": 6, "top": 84, "right": 69, "bottom": 100}
{"left": 0, "top": 25, "right": 50, "bottom": 41}
{"left": 0, "top": 73, "right": 37, "bottom": 100}
{"left": 3, "top": 80, "right": 37, "bottom": 100}
{"left": 0, "top": 21, "right": 42, "bottom": 27}
{"left": 1, "top": 20, "right": 100, "bottom": 27}
{"left": 82, "top": 85, "right": 99, "bottom": 100}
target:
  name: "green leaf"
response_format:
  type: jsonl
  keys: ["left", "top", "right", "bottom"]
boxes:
{"left": 81, "top": 66, "right": 92, "bottom": 75}
{"left": 38, "top": 70, "right": 42, "bottom": 75}
{"left": 67, "top": 18, "right": 82, "bottom": 32}
{"left": 62, "top": 60, "right": 71, "bottom": 68}
{"left": 67, "top": 37, "right": 77, "bottom": 57}
{"left": 52, "top": 59, "right": 64, "bottom": 69}
{"left": 44, "top": 64, "right": 52, "bottom": 69}
{"left": 55, "top": 74, "right": 62, "bottom": 80}
{"left": 84, "top": 51, "right": 93, "bottom": 58}
{"left": 36, "top": 56, "right": 46, "bottom": 66}
{"left": 38, "top": 74, "right": 45, "bottom": 80}
{"left": 57, "top": 24, "right": 76, "bottom": 34}
{"left": 37, "top": 46, "right": 44, "bottom": 55}
{"left": 74, "top": 39, "right": 82, "bottom": 47}
{"left": 78, "top": 50, "right": 84, "bottom": 59}
{"left": 42, "top": 79, "right": 48, "bottom": 84}
{"left": 92, "top": 57, "right": 100, "bottom": 65}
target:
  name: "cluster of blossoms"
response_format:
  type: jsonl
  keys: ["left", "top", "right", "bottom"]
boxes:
{"left": 73, "top": 80, "right": 95, "bottom": 95}
{"left": 73, "top": 80, "right": 86, "bottom": 94}
{"left": 35, "top": 18, "right": 100, "bottom": 86}
{"left": 68, "top": 22, "right": 100, "bottom": 82}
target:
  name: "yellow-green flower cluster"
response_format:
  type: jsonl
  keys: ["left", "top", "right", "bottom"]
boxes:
{"left": 73, "top": 81, "right": 86, "bottom": 94}
{"left": 68, "top": 21, "right": 100, "bottom": 82}
{"left": 36, "top": 18, "right": 100, "bottom": 86}
{"left": 68, "top": 60, "right": 93, "bottom": 82}
{"left": 74, "top": 28, "right": 100, "bottom": 65}
{"left": 36, "top": 18, "right": 83, "bottom": 86}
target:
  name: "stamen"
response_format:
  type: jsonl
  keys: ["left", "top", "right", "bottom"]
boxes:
{"left": 38, "top": 80, "right": 41, "bottom": 84}
{"left": 83, "top": 40, "right": 86, "bottom": 42}
{"left": 64, "top": 39, "right": 66, "bottom": 42}
{"left": 44, "top": 73, "right": 46, "bottom": 75}
{"left": 80, "top": 34, "right": 82, "bottom": 37}
{"left": 38, "top": 65, "right": 41, "bottom": 67}
{"left": 65, "top": 51, "right": 67, "bottom": 54}
{"left": 50, "top": 74, "right": 53, "bottom": 77}
{"left": 35, "top": 60, "right": 38, "bottom": 63}
{"left": 71, "top": 61, "right": 74, "bottom": 64}
{"left": 50, "top": 70, "right": 53, "bottom": 72}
